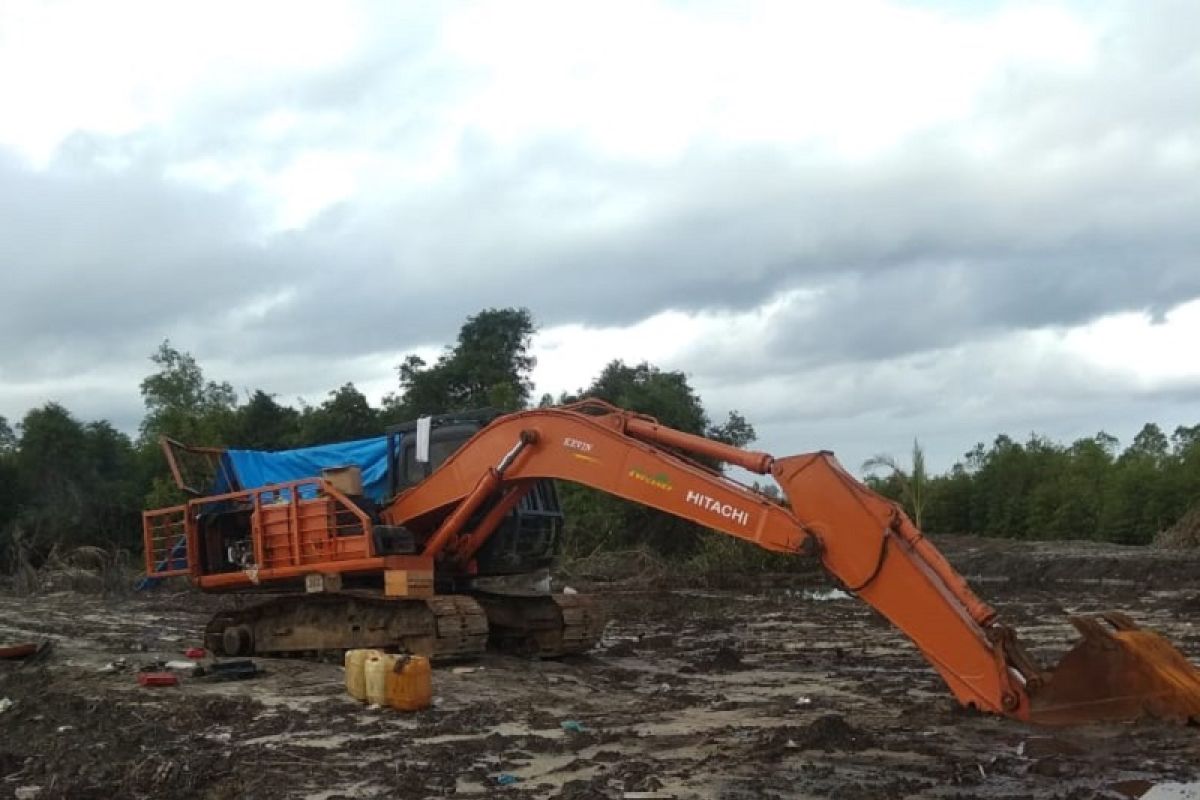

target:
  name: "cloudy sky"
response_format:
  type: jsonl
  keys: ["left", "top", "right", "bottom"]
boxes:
{"left": 1, "top": 0, "right": 1198, "bottom": 473}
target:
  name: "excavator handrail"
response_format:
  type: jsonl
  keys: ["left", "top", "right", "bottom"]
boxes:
{"left": 381, "top": 404, "right": 1033, "bottom": 719}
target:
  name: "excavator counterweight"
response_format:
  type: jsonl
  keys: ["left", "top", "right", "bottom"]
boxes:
{"left": 143, "top": 399, "right": 1200, "bottom": 725}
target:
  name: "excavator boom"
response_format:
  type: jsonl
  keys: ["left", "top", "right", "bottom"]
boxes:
{"left": 382, "top": 400, "right": 1200, "bottom": 725}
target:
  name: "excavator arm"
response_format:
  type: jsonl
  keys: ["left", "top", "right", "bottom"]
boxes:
{"left": 383, "top": 400, "right": 1200, "bottom": 725}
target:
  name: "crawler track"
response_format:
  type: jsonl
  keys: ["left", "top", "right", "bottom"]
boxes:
{"left": 204, "top": 592, "right": 489, "bottom": 660}
{"left": 203, "top": 591, "right": 608, "bottom": 660}
{"left": 473, "top": 592, "right": 608, "bottom": 657}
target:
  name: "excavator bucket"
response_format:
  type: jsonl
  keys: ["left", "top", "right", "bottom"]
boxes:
{"left": 1029, "top": 612, "right": 1200, "bottom": 725}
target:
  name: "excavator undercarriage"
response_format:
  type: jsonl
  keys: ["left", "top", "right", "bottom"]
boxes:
{"left": 203, "top": 591, "right": 606, "bottom": 661}
{"left": 143, "top": 399, "right": 1200, "bottom": 726}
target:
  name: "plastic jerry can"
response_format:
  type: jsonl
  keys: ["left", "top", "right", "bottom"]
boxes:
{"left": 363, "top": 652, "right": 390, "bottom": 706}
{"left": 344, "top": 648, "right": 383, "bottom": 702}
{"left": 385, "top": 655, "right": 432, "bottom": 711}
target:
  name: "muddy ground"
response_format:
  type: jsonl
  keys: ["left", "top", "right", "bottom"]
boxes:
{"left": 1, "top": 535, "right": 1198, "bottom": 799}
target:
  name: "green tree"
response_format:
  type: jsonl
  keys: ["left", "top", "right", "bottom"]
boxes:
{"left": 1043, "top": 434, "right": 1112, "bottom": 540}
{"left": 0, "top": 415, "right": 15, "bottom": 453}
{"left": 299, "top": 383, "right": 379, "bottom": 445}
{"left": 580, "top": 361, "right": 707, "bottom": 433}
{"left": 862, "top": 439, "right": 929, "bottom": 527}
{"left": 8, "top": 403, "right": 142, "bottom": 560}
{"left": 708, "top": 410, "right": 757, "bottom": 449}
{"left": 139, "top": 340, "right": 237, "bottom": 446}
{"left": 923, "top": 464, "right": 972, "bottom": 534}
{"left": 387, "top": 308, "right": 537, "bottom": 419}
{"left": 1101, "top": 424, "right": 1178, "bottom": 544}
{"left": 1128, "top": 423, "right": 1170, "bottom": 467}
{"left": 0, "top": 415, "right": 20, "bottom": 562}
{"left": 230, "top": 390, "right": 301, "bottom": 449}
{"left": 969, "top": 435, "right": 1034, "bottom": 537}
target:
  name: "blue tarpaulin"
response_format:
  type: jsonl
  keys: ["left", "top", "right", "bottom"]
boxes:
{"left": 223, "top": 436, "right": 393, "bottom": 502}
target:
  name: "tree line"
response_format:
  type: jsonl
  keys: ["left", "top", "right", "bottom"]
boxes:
{"left": 0, "top": 306, "right": 1196, "bottom": 571}
{"left": 865, "top": 424, "right": 1200, "bottom": 546}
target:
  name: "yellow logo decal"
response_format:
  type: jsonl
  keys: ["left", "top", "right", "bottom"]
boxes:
{"left": 629, "top": 467, "right": 672, "bottom": 491}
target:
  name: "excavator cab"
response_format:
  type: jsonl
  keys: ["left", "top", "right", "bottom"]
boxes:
{"left": 385, "top": 411, "right": 563, "bottom": 577}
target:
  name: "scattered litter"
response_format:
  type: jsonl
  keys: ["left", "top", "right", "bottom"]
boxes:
{"left": 977, "top": 764, "right": 986, "bottom": 778}
{"left": 14, "top": 786, "right": 41, "bottom": 800}
{"left": 136, "top": 672, "right": 178, "bottom": 687}
{"left": 165, "top": 660, "right": 200, "bottom": 672}
{"left": 432, "top": 696, "right": 444, "bottom": 706}
{"left": 560, "top": 719, "right": 586, "bottom": 733}
{"left": 184, "top": 647, "right": 206, "bottom": 659}
{"left": 0, "top": 697, "right": 13, "bottom": 714}
{"left": 0, "top": 642, "right": 39, "bottom": 659}
{"left": 451, "top": 666, "right": 478, "bottom": 675}
{"left": 55, "top": 725, "right": 73, "bottom": 733}
{"left": 99, "top": 658, "right": 128, "bottom": 674}
{"left": 562, "top": 586, "right": 579, "bottom": 595}
{"left": 805, "top": 588, "right": 852, "bottom": 601}
{"left": 198, "top": 658, "right": 259, "bottom": 681}
{"left": 496, "top": 773, "right": 519, "bottom": 786}
{"left": 795, "top": 696, "right": 813, "bottom": 707}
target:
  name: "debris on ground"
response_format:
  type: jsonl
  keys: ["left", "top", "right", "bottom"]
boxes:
{"left": 0, "top": 535, "right": 1197, "bottom": 799}
{"left": 198, "top": 658, "right": 260, "bottom": 681}
{"left": 1142, "top": 781, "right": 1200, "bottom": 800}
{"left": 1157, "top": 503, "right": 1200, "bottom": 549}
{"left": 0, "top": 642, "right": 40, "bottom": 659}
{"left": 805, "top": 588, "right": 852, "bottom": 601}
{"left": 136, "top": 671, "right": 178, "bottom": 687}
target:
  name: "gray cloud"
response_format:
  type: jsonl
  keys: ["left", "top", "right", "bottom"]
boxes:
{"left": 1, "top": 0, "right": 1198, "bottom": 472}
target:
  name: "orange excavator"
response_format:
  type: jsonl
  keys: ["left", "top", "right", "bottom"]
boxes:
{"left": 143, "top": 399, "right": 1200, "bottom": 725}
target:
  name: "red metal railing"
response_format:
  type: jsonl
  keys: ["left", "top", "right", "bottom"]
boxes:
{"left": 143, "top": 505, "right": 190, "bottom": 578}
{"left": 142, "top": 479, "right": 375, "bottom": 580}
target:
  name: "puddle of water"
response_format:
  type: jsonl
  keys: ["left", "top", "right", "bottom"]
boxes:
{"left": 805, "top": 588, "right": 852, "bottom": 601}
{"left": 417, "top": 722, "right": 564, "bottom": 745}
{"left": 1144, "top": 783, "right": 1200, "bottom": 800}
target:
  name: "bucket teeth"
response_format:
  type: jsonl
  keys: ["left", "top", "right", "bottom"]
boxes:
{"left": 1099, "top": 611, "right": 1139, "bottom": 631}
{"left": 1067, "top": 615, "right": 1118, "bottom": 646}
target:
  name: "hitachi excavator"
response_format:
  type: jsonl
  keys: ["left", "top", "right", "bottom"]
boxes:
{"left": 143, "top": 399, "right": 1200, "bottom": 726}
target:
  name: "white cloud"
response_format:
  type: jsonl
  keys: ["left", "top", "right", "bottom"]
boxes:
{"left": 0, "top": 0, "right": 366, "bottom": 165}
{"left": 0, "top": 0, "right": 1197, "bottom": 482}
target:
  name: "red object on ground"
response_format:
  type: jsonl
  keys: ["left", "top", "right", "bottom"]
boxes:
{"left": 0, "top": 643, "right": 39, "bottom": 659}
{"left": 184, "top": 647, "right": 206, "bottom": 659}
{"left": 137, "top": 672, "right": 178, "bottom": 687}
